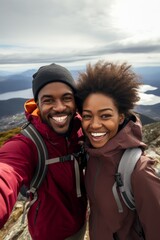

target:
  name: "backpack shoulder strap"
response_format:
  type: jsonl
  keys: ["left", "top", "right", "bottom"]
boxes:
{"left": 20, "top": 121, "right": 85, "bottom": 223}
{"left": 21, "top": 121, "right": 48, "bottom": 195}
{"left": 112, "top": 148, "right": 142, "bottom": 213}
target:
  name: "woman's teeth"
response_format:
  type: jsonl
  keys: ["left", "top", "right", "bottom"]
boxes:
{"left": 91, "top": 132, "right": 106, "bottom": 137}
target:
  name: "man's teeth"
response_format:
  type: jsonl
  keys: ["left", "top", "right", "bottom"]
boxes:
{"left": 52, "top": 116, "right": 67, "bottom": 122}
{"left": 91, "top": 132, "right": 106, "bottom": 137}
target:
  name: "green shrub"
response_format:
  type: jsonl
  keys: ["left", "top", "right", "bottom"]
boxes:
{"left": 0, "top": 128, "right": 21, "bottom": 147}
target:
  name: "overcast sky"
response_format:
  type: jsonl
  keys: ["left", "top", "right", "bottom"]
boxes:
{"left": 1, "top": 0, "right": 160, "bottom": 71}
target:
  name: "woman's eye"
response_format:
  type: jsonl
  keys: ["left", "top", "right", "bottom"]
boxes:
{"left": 82, "top": 114, "right": 91, "bottom": 120}
{"left": 101, "top": 114, "right": 111, "bottom": 119}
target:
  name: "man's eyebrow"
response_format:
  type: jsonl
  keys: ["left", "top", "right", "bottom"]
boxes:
{"left": 41, "top": 94, "right": 52, "bottom": 99}
{"left": 41, "top": 92, "right": 74, "bottom": 99}
{"left": 63, "top": 92, "right": 74, "bottom": 96}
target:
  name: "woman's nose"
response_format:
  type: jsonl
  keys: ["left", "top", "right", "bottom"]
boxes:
{"left": 90, "top": 118, "right": 102, "bottom": 129}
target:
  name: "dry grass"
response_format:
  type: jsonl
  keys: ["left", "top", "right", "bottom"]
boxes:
{"left": 0, "top": 127, "right": 20, "bottom": 147}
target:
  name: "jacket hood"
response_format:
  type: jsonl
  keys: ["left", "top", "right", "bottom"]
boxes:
{"left": 85, "top": 114, "right": 146, "bottom": 157}
{"left": 24, "top": 98, "right": 39, "bottom": 118}
{"left": 24, "top": 98, "right": 50, "bottom": 138}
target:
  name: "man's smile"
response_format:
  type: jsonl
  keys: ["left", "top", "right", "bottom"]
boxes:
{"left": 51, "top": 115, "right": 68, "bottom": 123}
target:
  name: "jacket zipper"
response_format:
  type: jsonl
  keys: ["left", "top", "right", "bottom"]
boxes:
{"left": 113, "top": 233, "right": 119, "bottom": 240}
{"left": 65, "top": 136, "right": 69, "bottom": 154}
{"left": 34, "top": 200, "right": 41, "bottom": 225}
{"left": 92, "top": 158, "right": 102, "bottom": 238}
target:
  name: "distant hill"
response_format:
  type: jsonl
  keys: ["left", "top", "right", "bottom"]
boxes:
{"left": 134, "top": 66, "right": 160, "bottom": 87}
{"left": 0, "top": 66, "right": 159, "bottom": 125}
{"left": 138, "top": 113, "right": 156, "bottom": 125}
{"left": 0, "top": 98, "right": 27, "bottom": 118}
{"left": 0, "top": 97, "right": 158, "bottom": 124}
{"left": 0, "top": 66, "right": 160, "bottom": 93}
{"left": 136, "top": 103, "right": 160, "bottom": 121}
{"left": 0, "top": 69, "right": 80, "bottom": 94}
{"left": 0, "top": 70, "right": 35, "bottom": 93}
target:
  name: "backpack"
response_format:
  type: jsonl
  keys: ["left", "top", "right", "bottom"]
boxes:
{"left": 112, "top": 148, "right": 146, "bottom": 239}
{"left": 112, "top": 148, "right": 142, "bottom": 213}
{"left": 20, "top": 121, "right": 86, "bottom": 222}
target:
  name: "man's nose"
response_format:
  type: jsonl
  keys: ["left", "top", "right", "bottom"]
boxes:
{"left": 53, "top": 100, "right": 66, "bottom": 112}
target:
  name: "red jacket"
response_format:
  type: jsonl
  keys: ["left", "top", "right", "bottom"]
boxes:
{"left": 85, "top": 115, "right": 160, "bottom": 240}
{"left": 0, "top": 99, "right": 87, "bottom": 240}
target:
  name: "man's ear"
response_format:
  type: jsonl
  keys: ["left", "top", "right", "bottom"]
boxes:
{"left": 36, "top": 100, "right": 39, "bottom": 107}
{"left": 36, "top": 100, "right": 40, "bottom": 113}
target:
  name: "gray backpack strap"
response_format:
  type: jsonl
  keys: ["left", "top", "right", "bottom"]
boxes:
{"left": 21, "top": 121, "right": 48, "bottom": 195}
{"left": 112, "top": 148, "right": 142, "bottom": 213}
{"left": 21, "top": 121, "right": 48, "bottom": 223}
{"left": 21, "top": 122, "right": 85, "bottom": 223}
{"left": 46, "top": 155, "right": 82, "bottom": 198}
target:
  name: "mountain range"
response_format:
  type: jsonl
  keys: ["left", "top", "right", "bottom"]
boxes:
{"left": 0, "top": 69, "right": 79, "bottom": 94}
{"left": 0, "top": 66, "right": 160, "bottom": 131}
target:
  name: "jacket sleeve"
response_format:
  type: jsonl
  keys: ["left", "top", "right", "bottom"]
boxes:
{"left": 0, "top": 134, "right": 37, "bottom": 228}
{"left": 132, "top": 155, "right": 160, "bottom": 240}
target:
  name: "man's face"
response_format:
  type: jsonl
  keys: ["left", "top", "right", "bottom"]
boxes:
{"left": 37, "top": 82, "right": 76, "bottom": 134}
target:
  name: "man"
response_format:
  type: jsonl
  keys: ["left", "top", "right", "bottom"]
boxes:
{"left": 0, "top": 63, "right": 87, "bottom": 240}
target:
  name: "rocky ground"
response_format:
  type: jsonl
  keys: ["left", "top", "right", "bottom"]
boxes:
{"left": 0, "top": 113, "right": 25, "bottom": 132}
{"left": 0, "top": 198, "right": 31, "bottom": 240}
{"left": 0, "top": 197, "right": 89, "bottom": 240}
{"left": 0, "top": 121, "right": 160, "bottom": 240}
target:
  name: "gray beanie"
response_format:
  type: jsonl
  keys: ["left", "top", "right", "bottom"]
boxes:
{"left": 32, "top": 63, "right": 76, "bottom": 101}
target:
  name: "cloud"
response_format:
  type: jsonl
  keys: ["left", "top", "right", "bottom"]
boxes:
{"left": 0, "top": 0, "right": 160, "bottom": 67}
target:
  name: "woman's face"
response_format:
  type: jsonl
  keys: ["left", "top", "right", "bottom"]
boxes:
{"left": 81, "top": 93, "right": 125, "bottom": 148}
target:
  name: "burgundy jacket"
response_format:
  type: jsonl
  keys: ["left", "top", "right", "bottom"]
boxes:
{"left": 0, "top": 99, "right": 87, "bottom": 240}
{"left": 85, "top": 115, "right": 160, "bottom": 240}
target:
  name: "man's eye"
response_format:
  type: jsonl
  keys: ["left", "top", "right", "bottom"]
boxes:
{"left": 43, "top": 99, "right": 53, "bottom": 104}
{"left": 63, "top": 96, "right": 73, "bottom": 102}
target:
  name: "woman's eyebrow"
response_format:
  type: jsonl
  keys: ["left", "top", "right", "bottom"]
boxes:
{"left": 83, "top": 108, "right": 113, "bottom": 112}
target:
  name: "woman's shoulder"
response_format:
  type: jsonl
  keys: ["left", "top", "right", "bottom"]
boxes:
{"left": 132, "top": 153, "right": 160, "bottom": 185}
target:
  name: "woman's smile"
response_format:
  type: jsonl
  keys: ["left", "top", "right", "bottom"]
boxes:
{"left": 82, "top": 93, "right": 124, "bottom": 148}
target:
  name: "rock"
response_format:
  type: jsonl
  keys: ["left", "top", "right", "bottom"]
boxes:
{"left": 0, "top": 201, "right": 31, "bottom": 240}
{"left": 142, "top": 121, "right": 160, "bottom": 158}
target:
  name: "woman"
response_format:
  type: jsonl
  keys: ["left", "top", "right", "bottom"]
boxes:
{"left": 76, "top": 60, "right": 160, "bottom": 240}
